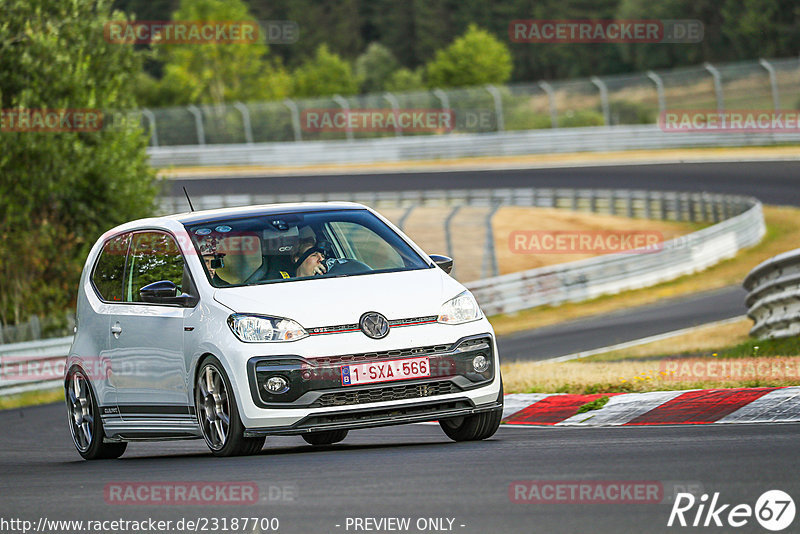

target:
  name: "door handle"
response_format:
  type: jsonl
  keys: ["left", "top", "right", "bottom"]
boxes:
{"left": 111, "top": 323, "right": 122, "bottom": 337}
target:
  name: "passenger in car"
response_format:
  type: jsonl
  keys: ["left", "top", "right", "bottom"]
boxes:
{"left": 199, "top": 239, "right": 231, "bottom": 286}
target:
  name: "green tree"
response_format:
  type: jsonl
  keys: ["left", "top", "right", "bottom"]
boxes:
{"left": 292, "top": 44, "right": 359, "bottom": 98}
{"left": 425, "top": 24, "right": 513, "bottom": 88}
{"left": 158, "top": 0, "right": 291, "bottom": 105}
{"left": 384, "top": 68, "right": 426, "bottom": 92}
{"left": 355, "top": 43, "right": 399, "bottom": 94}
{"left": 0, "top": 0, "right": 158, "bottom": 324}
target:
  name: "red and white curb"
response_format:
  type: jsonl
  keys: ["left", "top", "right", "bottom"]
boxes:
{"left": 501, "top": 386, "right": 800, "bottom": 426}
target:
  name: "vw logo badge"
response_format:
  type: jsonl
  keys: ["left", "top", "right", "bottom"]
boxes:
{"left": 359, "top": 312, "right": 390, "bottom": 339}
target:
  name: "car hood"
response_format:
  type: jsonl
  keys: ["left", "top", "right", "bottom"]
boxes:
{"left": 212, "top": 268, "right": 466, "bottom": 327}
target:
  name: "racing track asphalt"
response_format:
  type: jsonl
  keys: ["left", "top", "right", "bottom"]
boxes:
{"left": 2, "top": 401, "right": 799, "bottom": 534}
{"left": 496, "top": 285, "right": 748, "bottom": 361}
{"left": 167, "top": 161, "right": 800, "bottom": 207}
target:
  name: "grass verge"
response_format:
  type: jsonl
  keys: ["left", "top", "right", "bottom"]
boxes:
{"left": 0, "top": 388, "right": 63, "bottom": 411}
{"left": 502, "top": 319, "right": 800, "bottom": 395}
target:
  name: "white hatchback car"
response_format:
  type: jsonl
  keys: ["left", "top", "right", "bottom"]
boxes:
{"left": 66, "top": 203, "right": 503, "bottom": 459}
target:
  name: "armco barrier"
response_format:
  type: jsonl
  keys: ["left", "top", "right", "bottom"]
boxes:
{"left": 466, "top": 193, "right": 763, "bottom": 315}
{"left": 146, "top": 124, "right": 800, "bottom": 168}
{"left": 744, "top": 249, "right": 800, "bottom": 339}
{"left": 2, "top": 188, "right": 765, "bottom": 396}
{"left": 0, "top": 336, "right": 73, "bottom": 396}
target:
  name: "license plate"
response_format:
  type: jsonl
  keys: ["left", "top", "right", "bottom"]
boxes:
{"left": 341, "top": 357, "right": 430, "bottom": 386}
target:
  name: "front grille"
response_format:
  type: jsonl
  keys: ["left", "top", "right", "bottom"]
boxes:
{"left": 310, "top": 344, "right": 452, "bottom": 366}
{"left": 309, "top": 381, "right": 459, "bottom": 408}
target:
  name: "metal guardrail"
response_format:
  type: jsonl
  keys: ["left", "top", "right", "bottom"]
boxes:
{"left": 0, "top": 336, "right": 72, "bottom": 396}
{"left": 2, "top": 188, "right": 765, "bottom": 396}
{"left": 744, "top": 249, "right": 800, "bottom": 339}
{"left": 466, "top": 192, "right": 764, "bottom": 315}
{"left": 146, "top": 124, "right": 800, "bottom": 168}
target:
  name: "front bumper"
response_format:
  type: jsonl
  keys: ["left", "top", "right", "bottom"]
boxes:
{"left": 243, "top": 397, "right": 503, "bottom": 437}
{"left": 246, "top": 334, "right": 495, "bottom": 408}
{"left": 235, "top": 330, "right": 502, "bottom": 431}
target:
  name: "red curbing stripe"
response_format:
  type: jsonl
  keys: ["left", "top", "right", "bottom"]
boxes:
{"left": 503, "top": 393, "right": 622, "bottom": 426}
{"left": 624, "top": 388, "right": 780, "bottom": 426}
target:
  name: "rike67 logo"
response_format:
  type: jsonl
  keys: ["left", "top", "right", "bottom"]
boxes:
{"left": 668, "top": 490, "right": 795, "bottom": 531}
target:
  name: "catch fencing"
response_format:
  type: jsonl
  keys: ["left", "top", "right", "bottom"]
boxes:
{"left": 138, "top": 56, "right": 800, "bottom": 166}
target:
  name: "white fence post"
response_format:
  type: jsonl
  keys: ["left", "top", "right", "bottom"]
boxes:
{"left": 704, "top": 62, "right": 725, "bottom": 112}
{"left": 590, "top": 76, "right": 610, "bottom": 126}
{"left": 538, "top": 81, "right": 558, "bottom": 128}
{"left": 233, "top": 102, "right": 254, "bottom": 144}
{"left": 186, "top": 105, "right": 206, "bottom": 145}
{"left": 485, "top": 84, "right": 505, "bottom": 132}
{"left": 333, "top": 95, "right": 353, "bottom": 141}
{"left": 759, "top": 58, "right": 780, "bottom": 111}
{"left": 283, "top": 98, "right": 302, "bottom": 141}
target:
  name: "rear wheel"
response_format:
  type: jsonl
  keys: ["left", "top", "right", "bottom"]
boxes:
{"left": 302, "top": 429, "right": 348, "bottom": 446}
{"left": 66, "top": 367, "right": 127, "bottom": 460}
{"left": 439, "top": 380, "right": 503, "bottom": 442}
{"left": 195, "top": 357, "right": 265, "bottom": 457}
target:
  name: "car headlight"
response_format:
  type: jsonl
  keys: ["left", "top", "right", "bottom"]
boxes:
{"left": 437, "top": 291, "right": 482, "bottom": 324}
{"left": 227, "top": 314, "right": 308, "bottom": 342}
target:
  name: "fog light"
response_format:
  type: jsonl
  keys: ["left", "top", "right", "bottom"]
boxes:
{"left": 264, "top": 376, "right": 289, "bottom": 394}
{"left": 472, "top": 354, "right": 489, "bottom": 373}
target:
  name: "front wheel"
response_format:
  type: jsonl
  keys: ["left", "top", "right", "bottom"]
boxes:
{"left": 66, "top": 367, "right": 127, "bottom": 460}
{"left": 302, "top": 429, "right": 348, "bottom": 446}
{"left": 439, "top": 380, "right": 503, "bottom": 442}
{"left": 195, "top": 357, "right": 265, "bottom": 457}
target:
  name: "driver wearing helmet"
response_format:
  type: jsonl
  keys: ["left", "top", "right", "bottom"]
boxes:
{"left": 199, "top": 238, "right": 231, "bottom": 286}
{"left": 290, "top": 227, "right": 328, "bottom": 278}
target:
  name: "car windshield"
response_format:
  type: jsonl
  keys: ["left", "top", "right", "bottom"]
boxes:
{"left": 185, "top": 208, "right": 431, "bottom": 287}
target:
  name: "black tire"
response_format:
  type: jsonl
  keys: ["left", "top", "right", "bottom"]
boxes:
{"left": 439, "top": 379, "right": 503, "bottom": 442}
{"left": 195, "top": 356, "right": 265, "bottom": 457}
{"left": 65, "top": 367, "right": 127, "bottom": 460}
{"left": 302, "top": 429, "right": 348, "bottom": 446}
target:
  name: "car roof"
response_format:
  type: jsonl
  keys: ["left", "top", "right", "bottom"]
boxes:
{"left": 97, "top": 202, "right": 371, "bottom": 242}
{"left": 166, "top": 201, "right": 368, "bottom": 225}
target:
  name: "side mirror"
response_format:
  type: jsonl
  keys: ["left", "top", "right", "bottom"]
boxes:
{"left": 140, "top": 280, "right": 199, "bottom": 307}
{"left": 429, "top": 254, "right": 454, "bottom": 274}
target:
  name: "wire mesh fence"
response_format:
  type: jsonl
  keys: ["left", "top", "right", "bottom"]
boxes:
{"left": 137, "top": 56, "right": 800, "bottom": 147}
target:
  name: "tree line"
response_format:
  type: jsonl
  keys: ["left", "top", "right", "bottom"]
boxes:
{"left": 115, "top": 0, "right": 800, "bottom": 108}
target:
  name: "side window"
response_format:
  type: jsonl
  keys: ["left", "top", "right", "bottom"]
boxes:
{"left": 124, "top": 232, "right": 185, "bottom": 303}
{"left": 329, "top": 222, "right": 404, "bottom": 270}
{"left": 91, "top": 233, "right": 131, "bottom": 302}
